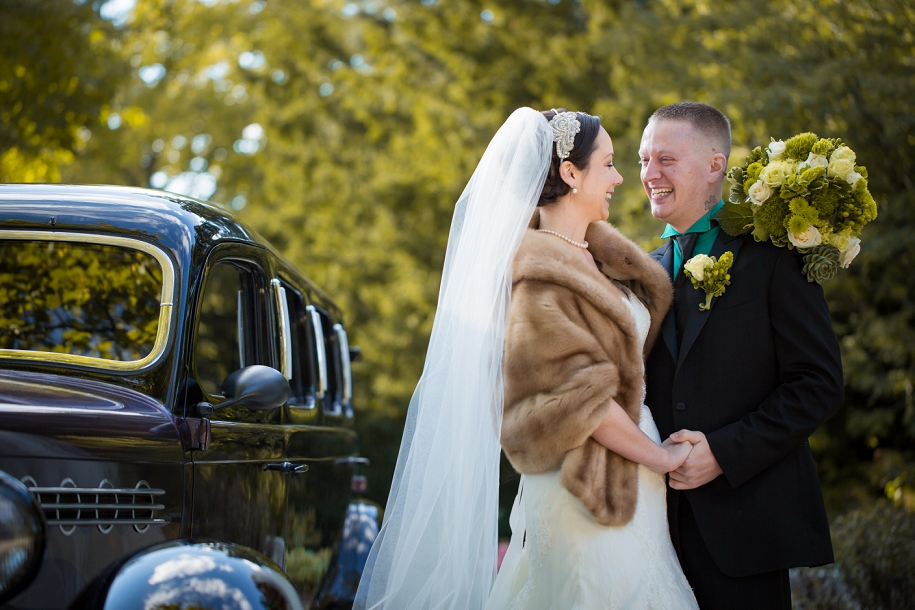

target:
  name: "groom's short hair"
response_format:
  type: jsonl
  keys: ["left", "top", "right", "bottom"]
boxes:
{"left": 650, "top": 102, "right": 731, "bottom": 157}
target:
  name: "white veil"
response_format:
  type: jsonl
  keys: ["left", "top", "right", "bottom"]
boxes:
{"left": 354, "top": 107, "right": 552, "bottom": 609}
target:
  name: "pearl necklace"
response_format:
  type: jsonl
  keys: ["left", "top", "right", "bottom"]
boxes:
{"left": 536, "top": 229, "right": 589, "bottom": 249}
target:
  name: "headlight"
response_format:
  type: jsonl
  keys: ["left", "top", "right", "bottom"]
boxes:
{"left": 0, "top": 471, "right": 45, "bottom": 604}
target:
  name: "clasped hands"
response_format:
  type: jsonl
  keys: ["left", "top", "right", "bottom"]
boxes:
{"left": 660, "top": 430, "right": 722, "bottom": 490}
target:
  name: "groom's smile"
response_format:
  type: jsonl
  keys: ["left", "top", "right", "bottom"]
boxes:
{"left": 639, "top": 118, "right": 722, "bottom": 233}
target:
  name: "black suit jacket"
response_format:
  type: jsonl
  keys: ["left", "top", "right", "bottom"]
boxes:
{"left": 645, "top": 230, "right": 843, "bottom": 577}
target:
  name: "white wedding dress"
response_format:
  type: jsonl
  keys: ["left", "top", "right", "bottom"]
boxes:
{"left": 487, "top": 289, "right": 699, "bottom": 610}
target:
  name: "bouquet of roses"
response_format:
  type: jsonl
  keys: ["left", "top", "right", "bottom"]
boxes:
{"left": 716, "top": 132, "right": 878, "bottom": 283}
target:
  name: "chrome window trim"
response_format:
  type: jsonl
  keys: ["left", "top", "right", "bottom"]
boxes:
{"left": 271, "top": 279, "right": 293, "bottom": 380}
{"left": 0, "top": 231, "right": 176, "bottom": 372}
{"left": 333, "top": 323, "right": 352, "bottom": 405}
{"left": 237, "top": 290, "right": 246, "bottom": 368}
{"left": 306, "top": 305, "right": 327, "bottom": 399}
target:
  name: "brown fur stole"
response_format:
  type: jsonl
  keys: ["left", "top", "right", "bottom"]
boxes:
{"left": 501, "top": 215, "right": 672, "bottom": 526}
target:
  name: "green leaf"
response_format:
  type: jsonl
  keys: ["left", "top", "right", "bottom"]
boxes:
{"left": 715, "top": 202, "right": 755, "bottom": 236}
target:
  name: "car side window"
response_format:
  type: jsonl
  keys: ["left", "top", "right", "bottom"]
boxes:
{"left": 280, "top": 282, "right": 319, "bottom": 409}
{"left": 194, "top": 260, "right": 266, "bottom": 397}
{"left": 316, "top": 308, "right": 344, "bottom": 416}
{"left": 333, "top": 322, "right": 354, "bottom": 418}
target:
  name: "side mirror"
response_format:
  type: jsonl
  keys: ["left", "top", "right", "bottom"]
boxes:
{"left": 193, "top": 365, "right": 290, "bottom": 417}
{"left": 219, "top": 365, "right": 289, "bottom": 411}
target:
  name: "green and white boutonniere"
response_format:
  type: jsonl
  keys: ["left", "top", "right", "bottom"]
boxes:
{"left": 683, "top": 252, "right": 734, "bottom": 311}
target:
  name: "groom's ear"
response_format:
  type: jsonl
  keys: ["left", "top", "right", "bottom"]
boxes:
{"left": 708, "top": 152, "right": 727, "bottom": 182}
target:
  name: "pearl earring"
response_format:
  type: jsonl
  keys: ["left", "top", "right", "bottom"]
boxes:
{"left": 572, "top": 184, "right": 578, "bottom": 194}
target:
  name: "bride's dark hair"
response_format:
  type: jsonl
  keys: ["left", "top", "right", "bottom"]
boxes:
{"left": 538, "top": 109, "right": 602, "bottom": 207}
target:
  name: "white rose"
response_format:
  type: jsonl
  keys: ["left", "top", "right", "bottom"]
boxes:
{"left": 788, "top": 226, "right": 823, "bottom": 249}
{"left": 683, "top": 254, "right": 712, "bottom": 281}
{"left": 831, "top": 146, "right": 856, "bottom": 163}
{"left": 828, "top": 146, "right": 856, "bottom": 180}
{"left": 839, "top": 237, "right": 861, "bottom": 268}
{"left": 806, "top": 152, "right": 829, "bottom": 169}
{"left": 759, "top": 160, "right": 794, "bottom": 188}
{"left": 746, "top": 180, "right": 773, "bottom": 206}
{"left": 767, "top": 140, "right": 786, "bottom": 161}
{"left": 846, "top": 171, "right": 863, "bottom": 187}
{"left": 829, "top": 158, "right": 856, "bottom": 180}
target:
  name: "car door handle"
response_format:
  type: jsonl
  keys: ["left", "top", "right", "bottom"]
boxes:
{"left": 263, "top": 462, "right": 308, "bottom": 474}
{"left": 333, "top": 457, "right": 370, "bottom": 466}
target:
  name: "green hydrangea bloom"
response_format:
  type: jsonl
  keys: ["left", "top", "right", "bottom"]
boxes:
{"left": 828, "top": 230, "right": 852, "bottom": 252}
{"left": 855, "top": 165, "right": 869, "bottom": 180}
{"left": 784, "top": 133, "right": 818, "bottom": 161}
{"left": 811, "top": 137, "right": 841, "bottom": 157}
{"left": 817, "top": 224, "right": 835, "bottom": 245}
{"left": 753, "top": 196, "right": 790, "bottom": 240}
{"left": 798, "top": 165, "right": 826, "bottom": 186}
{"left": 780, "top": 175, "right": 809, "bottom": 198}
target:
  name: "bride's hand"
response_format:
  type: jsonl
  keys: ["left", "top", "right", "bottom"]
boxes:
{"left": 658, "top": 438, "right": 693, "bottom": 473}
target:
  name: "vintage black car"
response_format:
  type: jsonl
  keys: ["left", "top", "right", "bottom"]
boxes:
{"left": 0, "top": 184, "right": 379, "bottom": 609}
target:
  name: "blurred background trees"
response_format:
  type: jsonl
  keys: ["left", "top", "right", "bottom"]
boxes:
{"left": 4, "top": 0, "right": 914, "bottom": 584}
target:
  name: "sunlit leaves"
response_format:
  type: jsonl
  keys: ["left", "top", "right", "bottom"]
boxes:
{"left": 13, "top": 0, "right": 913, "bottom": 512}
{"left": 0, "top": 0, "right": 125, "bottom": 179}
{"left": 0, "top": 241, "right": 163, "bottom": 362}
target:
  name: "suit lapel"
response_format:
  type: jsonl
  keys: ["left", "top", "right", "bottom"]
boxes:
{"left": 651, "top": 240, "right": 678, "bottom": 363}
{"left": 675, "top": 231, "right": 747, "bottom": 374}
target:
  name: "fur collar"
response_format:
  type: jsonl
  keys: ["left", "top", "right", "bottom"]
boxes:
{"left": 516, "top": 212, "right": 673, "bottom": 357}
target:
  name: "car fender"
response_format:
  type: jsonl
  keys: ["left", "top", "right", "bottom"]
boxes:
{"left": 69, "top": 540, "right": 304, "bottom": 610}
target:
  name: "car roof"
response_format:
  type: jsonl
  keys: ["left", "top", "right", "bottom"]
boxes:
{"left": 0, "top": 184, "right": 261, "bottom": 252}
{"left": 0, "top": 184, "right": 341, "bottom": 318}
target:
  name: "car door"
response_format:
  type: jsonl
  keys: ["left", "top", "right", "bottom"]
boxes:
{"left": 188, "top": 244, "right": 288, "bottom": 566}
{"left": 274, "top": 277, "right": 357, "bottom": 602}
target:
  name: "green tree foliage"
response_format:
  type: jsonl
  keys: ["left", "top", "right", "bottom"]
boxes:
{"left": 12, "top": 0, "right": 914, "bottom": 517}
{"left": 0, "top": 240, "right": 162, "bottom": 361}
{"left": 0, "top": 0, "right": 125, "bottom": 181}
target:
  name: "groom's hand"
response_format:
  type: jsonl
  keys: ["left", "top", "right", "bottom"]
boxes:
{"left": 667, "top": 430, "right": 723, "bottom": 490}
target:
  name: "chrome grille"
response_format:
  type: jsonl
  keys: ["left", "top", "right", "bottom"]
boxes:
{"left": 21, "top": 477, "right": 166, "bottom": 534}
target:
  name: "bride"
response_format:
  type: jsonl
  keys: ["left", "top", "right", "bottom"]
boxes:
{"left": 354, "top": 108, "right": 699, "bottom": 609}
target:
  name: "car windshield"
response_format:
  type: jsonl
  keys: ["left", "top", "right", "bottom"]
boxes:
{"left": 0, "top": 239, "right": 164, "bottom": 362}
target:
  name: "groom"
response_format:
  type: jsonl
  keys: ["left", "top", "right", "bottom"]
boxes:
{"left": 641, "top": 102, "right": 843, "bottom": 609}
